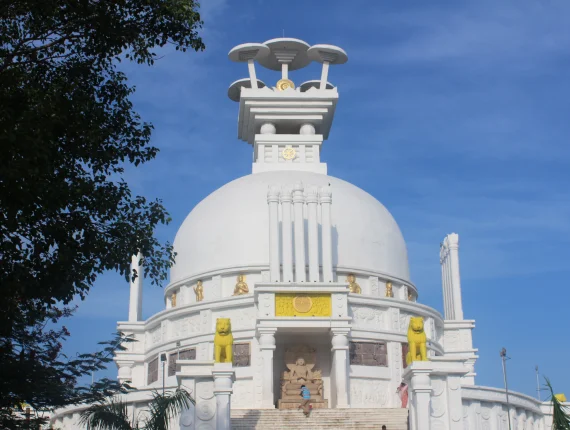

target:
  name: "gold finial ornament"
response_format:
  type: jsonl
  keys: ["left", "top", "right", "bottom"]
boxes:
{"left": 233, "top": 274, "right": 249, "bottom": 295}
{"left": 385, "top": 281, "right": 393, "bottom": 298}
{"left": 347, "top": 274, "right": 361, "bottom": 294}
{"left": 193, "top": 280, "right": 204, "bottom": 302}
{"left": 276, "top": 78, "right": 295, "bottom": 91}
{"left": 282, "top": 147, "right": 296, "bottom": 160}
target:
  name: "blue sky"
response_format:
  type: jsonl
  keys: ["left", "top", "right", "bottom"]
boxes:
{"left": 65, "top": 0, "right": 570, "bottom": 398}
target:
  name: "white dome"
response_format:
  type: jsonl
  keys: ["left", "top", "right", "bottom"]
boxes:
{"left": 170, "top": 171, "right": 410, "bottom": 284}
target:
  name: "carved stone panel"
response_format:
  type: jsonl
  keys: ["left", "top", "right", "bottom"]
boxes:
{"left": 233, "top": 343, "right": 251, "bottom": 367}
{"left": 401, "top": 343, "right": 409, "bottom": 369}
{"left": 147, "top": 357, "right": 158, "bottom": 384}
{"left": 168, "top": 348, "right": 197, "bottom": 376}
{"left": 349, "top": 342, "right": 388, "bottom": 367}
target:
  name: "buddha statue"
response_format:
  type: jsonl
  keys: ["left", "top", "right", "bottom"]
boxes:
{"left": 171, "top": 292, "right": 177, "bottom": 307}
{"left": 193, "top": 280, "right": 204, "bottom": 302}
{"left": 290, "top": 357, "right": 311, "bottom": 383}
{"left": 233, "top": 274, "right": 249, "bottom": 295}
{"left": 408, "top": 292, "right": 414, "bottom": 302}
{"left": 385, "top": 281, "right": 393, "bottom": 298}
{"left": 347, "top": 274, "right": 361, "bottom": 294}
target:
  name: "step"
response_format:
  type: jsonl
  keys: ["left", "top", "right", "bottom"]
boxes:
{"left": 231, "top": 408, "right": 409, "bottom": 430}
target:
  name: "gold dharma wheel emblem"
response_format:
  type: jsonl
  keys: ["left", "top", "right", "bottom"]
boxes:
{"left": 276, "top": 78, "right": 295, "bottom": 91}
{"left": 293, "top": 295, "right": 313, "bottom": 313}
{"left": 282, "top": 147, "right": 296, "bottom": 160}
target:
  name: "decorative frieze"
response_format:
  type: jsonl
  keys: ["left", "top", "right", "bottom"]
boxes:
{"left": 349, "top": 341, "right": 387, "bottom": 367}
{"left": 233, "top": 343, "right": 251, "bottom": 367}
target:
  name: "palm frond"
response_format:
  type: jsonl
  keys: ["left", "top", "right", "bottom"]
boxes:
{"left": 544, "top": 377, "right": 570, "bottom": 430}
{"left": 143, "top": 388, "right": 195, "bottom": 430}
{"left": 79, "top": 397, "right": 135, "bottom": 430}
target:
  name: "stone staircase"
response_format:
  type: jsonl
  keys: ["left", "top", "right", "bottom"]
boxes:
{"left": 231, "top": 408, "right": 409, "bottom": 429}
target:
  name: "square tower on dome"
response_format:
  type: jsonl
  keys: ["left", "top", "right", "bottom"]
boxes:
{"left": 227, "top": 39, "right": 348, "bottom": 174}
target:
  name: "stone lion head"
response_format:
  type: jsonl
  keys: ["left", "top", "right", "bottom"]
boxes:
{"left": 216, "top": 318, "right": 231, "bottom": 336}
{"left": 409, "top": 316, "right": 424, "bottom": 333}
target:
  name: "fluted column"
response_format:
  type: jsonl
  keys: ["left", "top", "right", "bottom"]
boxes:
{"left": 280, "top": 187, "right": 294, "bottom": 283}
{"left": 258, "top": 328, "right": 277, "bottom": 408}
{"left": 128, "top": 253, "right": 143, "bottom": 322}
{"left": 306, "top": 186, "right": 319, "bottom": 282}
{"left": 408, "top": 367, "right": 432, "bottom": 430}
{"left": 212, "top": 363, "right": 235, "bottom": 430}
{"left": 293, "top": 182, "right": 306, "bottom": 282}
{"left": 319, "top": 186, "right": 333, "bottom": 282}
{"left": 267, "top": 186, "right": 281, "bottom": 282}
{"left": 447, "top": 233, "right": 464, "bottom": 320}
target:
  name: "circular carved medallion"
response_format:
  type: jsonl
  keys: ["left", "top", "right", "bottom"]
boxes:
{"left": 293, "top": 296, "right": 313, "bottom": 313}
{"left": 282, "top": 147, "right": 296, "bottom": 160}
{"left": 276, "top": 78, "right": 295, "bottom": 91}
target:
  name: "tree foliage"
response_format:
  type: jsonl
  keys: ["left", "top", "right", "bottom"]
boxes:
{"left": 80, "top": 388, "right": 194, "bottom": 430}
{"left": 0, "top": 0, "right": 205, "bottom": 426}
{"left": 545, "top": 377, "right": 570, "bottom": 430}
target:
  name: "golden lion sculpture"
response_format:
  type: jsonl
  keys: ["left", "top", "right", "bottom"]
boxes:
{"left": 406, "top": 316, "right": 428, "bottom": 365}
{"left": 214, "top": 318, "right": 233, "bottom": 363}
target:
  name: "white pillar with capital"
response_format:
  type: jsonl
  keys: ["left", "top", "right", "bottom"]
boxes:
{"left": 293, "top": 182, "right": 306, "bottom": 282}
{"left": 280, "top": 186, "right": 294, "bottom": 283}
{"left": 405, "top": 362, "right": 433, "bottom": 430}
{"left": 319, "top": 185, "right": 333, "bottom": 282}
{"left": 258, "top": 328, "right": 277, "bottom": 408}
{"left": 212, "top": 362, "right": 235, "bottom": 430}
{"left": 306, "top": 185, "right": 319, "bottom": 282}
{"left": 128, "top": 253, "right": 143, "bottom": 322}
{"left": 267, "top": 186, "right": 281, "bottom": 282}
{"left": 331, "top": 329, "right": 350, "bottom": 408}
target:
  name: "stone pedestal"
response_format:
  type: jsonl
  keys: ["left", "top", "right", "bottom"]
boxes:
{"left": 404, "top": 358, "right": 471, "bottom": 430}
{"left": 212, "top": 362, "right": 235, "bottom": 430}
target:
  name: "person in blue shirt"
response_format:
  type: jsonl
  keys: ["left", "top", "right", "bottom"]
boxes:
{"left": 298, "top": 385, "right": 312, "bottom": 416}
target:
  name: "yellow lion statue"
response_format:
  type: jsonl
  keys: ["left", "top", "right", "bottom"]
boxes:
{"left": 214, "top": 318, "right": 233, "bottom": 363}
{"left": 406, "top": 316, "right": 428, "bottom": 365}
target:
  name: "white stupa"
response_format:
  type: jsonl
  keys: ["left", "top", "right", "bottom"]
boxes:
{"left": 51, "top": 38, "right": 561, "bottom": 430}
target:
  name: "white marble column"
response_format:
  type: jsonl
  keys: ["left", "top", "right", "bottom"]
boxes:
{"left": 306, "top": 186, "right": 319, "bottom": 282}
{"left": 258, "top": 328, "right": 276, "bottom": 408}
{"left": 280, "top": 187, "right": 294, "bottom": 283}
{"left": 319, "top": 186, "right": 333, "bottom": 282}
{"left": 293, "top": 182, "right": 306, "bottom": 282}
{"left": 331, "top": 329, "right": 350, "bottom": 408}
{"left": 128, "top": 253, "right": 143, "bottom": 322}
{"left": 447, "top": 233, "right": 464, "bottom": 320}
{"left": 212, "top": 363, "right": 235, "bottom": 430}
{"left": 406, "top": 363, "right": 433, "bottom": 430}
{"left": 267, "top": 186, "right": 281, "bottom": 282}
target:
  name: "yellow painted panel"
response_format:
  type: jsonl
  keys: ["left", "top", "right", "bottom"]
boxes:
{"left": 275, "top": 293, "right": 332, "bottom": 317}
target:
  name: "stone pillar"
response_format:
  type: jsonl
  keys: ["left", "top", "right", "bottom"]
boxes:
{"left": 267, "top": 186, "right": 280, "bottom": 282}
{"left": 331, "top": 329, "right": 350, "bottom": 408}
{"left": 306, "top": 186, "right": 319, "bottom": 282}
{"left": 212, "top": 363, "right": 235, "bottom": 430}
{"left": 405, "top": 362, "right": 433, "bottom": 430}
{"left": 293, "top": 182, "right": 306, "bottom": 282}
{"left": 280, "top": 187, "right": 294, "bottom": 283}
{"left": 128, "top": 253, "right": 143, "bottom": 321}
{"left": 258, "top": 328, "right": 277, "bottom": 408}
{"left": 319, "top": 186, "right": 333, "bottom": 282}
{"left": 447, "top": 233, "right": 464, "bottom": 320}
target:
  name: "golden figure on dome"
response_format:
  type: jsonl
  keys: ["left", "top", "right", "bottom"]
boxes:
{"left": 386, "top": 281, "right": 394, "bottom": 298}
{"left": 193, "top": 280, "right": 204, "bottom": 302}
{"left": 233, "top": 274, "right": 249, "bottom": 295}
{"left": 347, "top": 274, "right": 361, "bottom": 294}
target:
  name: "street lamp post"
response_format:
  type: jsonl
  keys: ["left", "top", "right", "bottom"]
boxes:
{"left": 534, "top": 366, "right": 540, "bottom": 401}
{"left": 500, "top": 348, "right": 512, "bottom": 430}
